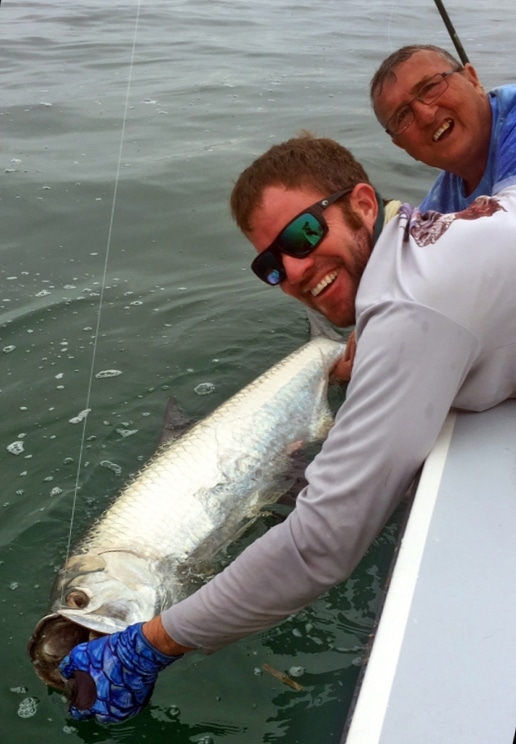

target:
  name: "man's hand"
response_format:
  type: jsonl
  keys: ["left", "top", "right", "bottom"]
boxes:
{"left": 330, "top": 330, "right": 356, "bottom": 383}
{"left": 59, "top": 622, "right": 183, "bottom": 724}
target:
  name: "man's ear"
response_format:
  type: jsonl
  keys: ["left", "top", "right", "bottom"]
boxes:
{"left": 462, "top": 62, "right": 483, "bottom": 90}
{"left": 349, "top": 183, "right": 379, "bottom": 231}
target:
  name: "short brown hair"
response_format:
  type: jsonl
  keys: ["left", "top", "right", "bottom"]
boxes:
{"left": 370, "top": 44, "right": 462, "bottom": 108}
{"left": 230, "top": 132, "right": 372, "bottom": 234}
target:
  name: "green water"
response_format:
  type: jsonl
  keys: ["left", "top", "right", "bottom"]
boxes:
{"left": 1, "top": 1, "right": 513, "bottom": 741}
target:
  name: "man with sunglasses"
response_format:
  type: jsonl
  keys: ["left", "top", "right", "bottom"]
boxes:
{"left": 58, "top": 134, "right": 516, "bottom": 724}
{"left": 370, "top": 44, "right": 516, "bottom": 212}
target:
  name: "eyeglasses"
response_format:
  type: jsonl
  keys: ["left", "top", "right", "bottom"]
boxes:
{"left": 384, "top": 70, "right": 460, "bottom": 137}
{"left": 250, "top": 188, "right": 354, "bottom": 286}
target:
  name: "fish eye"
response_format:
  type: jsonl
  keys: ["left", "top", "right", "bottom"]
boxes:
{"left": 65, "top": 589, "right": 90, "bottom": 609}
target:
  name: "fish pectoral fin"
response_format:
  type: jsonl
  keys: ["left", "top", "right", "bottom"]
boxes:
{"left": 276, "top": 446, "right": 309, "bottom": 506}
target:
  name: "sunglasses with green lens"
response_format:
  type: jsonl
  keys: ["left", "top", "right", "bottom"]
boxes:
{"left": 251, "top": 187, "right": 354, "bottom": 286}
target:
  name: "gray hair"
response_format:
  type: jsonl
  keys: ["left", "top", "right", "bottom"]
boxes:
{"left": 370, "top": 44, "right": 462, "bottom": 108}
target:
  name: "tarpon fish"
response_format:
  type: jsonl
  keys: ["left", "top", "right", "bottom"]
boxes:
{"left": 28, "top": 334, "right": 345, "bottom": 691}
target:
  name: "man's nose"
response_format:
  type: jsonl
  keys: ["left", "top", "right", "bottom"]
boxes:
{"left": 411, "top": 99, "right": 439, "bottom": 126}
{"left": 281, "top": 252, "right": 315, "bottom": 284}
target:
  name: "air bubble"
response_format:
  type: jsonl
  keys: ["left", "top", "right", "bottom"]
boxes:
{"left": 17, "top": 696, "right": 38, "bottom": 718}
{"left": 7, "top": 441, "right": 24, "bottom": 456}
{"left": 116, "top": 428, "right": 138, "bottom": 438}
{"left": 69, "top": 409, "right": 91, "bottom": 424}
{"left": 95, "top": 369, "right": 122, "bottom": 378}
{"left": 100, "top": 460, "right": 122, "bottom": 476}
{"left": 289, "top": 666, "right": 304, "bottom": 677}
{"left": 194, "top": 382, "right": 215, "bottom": 396}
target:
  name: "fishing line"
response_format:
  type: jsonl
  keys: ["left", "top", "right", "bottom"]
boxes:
{"left": 58, "top": 0, "right": 469, "bottom": 574}
{"left": 62, "top": 0, "right": 143, "bottom": 575}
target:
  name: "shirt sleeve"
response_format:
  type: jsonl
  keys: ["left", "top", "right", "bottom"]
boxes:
{"left": 493, "top": 90, "right": 516, "bottom": 193}
{"left": 420, "top": 86, "right": 516, "bottom": 209}
{"left": 161, "top": 302, "right": 479, "bottom": 652}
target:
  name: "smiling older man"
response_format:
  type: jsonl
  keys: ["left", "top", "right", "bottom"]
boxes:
{"left": 370, "top": 44, "right": 516, "bottom": 212}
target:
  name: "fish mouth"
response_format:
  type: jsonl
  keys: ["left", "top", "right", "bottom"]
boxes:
{"left": 27, "top": 613, "right": 105, "bottom": 691}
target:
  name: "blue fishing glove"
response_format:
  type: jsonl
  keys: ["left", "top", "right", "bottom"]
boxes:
{"left": 59, "top": 622, "right": 182, "bottom": 724}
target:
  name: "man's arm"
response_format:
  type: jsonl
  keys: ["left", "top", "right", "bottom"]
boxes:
{"left": 142, "top": 615, "right": 193, "bottom": 655}
{"left": 161, "top": 303, "right": 478, "bottom": 652}
{"left": 60, "top": 303, "right": 478, "bottom": 722}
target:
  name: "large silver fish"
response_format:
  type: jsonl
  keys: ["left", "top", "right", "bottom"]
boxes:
{"left": 28, "top": 335, "right": 345, "bottom": 690}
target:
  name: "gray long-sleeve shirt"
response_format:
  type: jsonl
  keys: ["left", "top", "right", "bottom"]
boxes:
{"left": 162, "top": 189, "right": 516, "bottom": 652}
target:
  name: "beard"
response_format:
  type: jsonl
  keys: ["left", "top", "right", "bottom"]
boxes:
{"left": 305, "top": 225, "right": 372, "bottom": 329}
{"left": 330, "top": 225, "right": 372, "bottom": 328}
{"left": 348, "top": 224, "right": 373, "bottom": 283}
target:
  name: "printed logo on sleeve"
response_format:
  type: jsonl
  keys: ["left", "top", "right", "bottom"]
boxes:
{"left": 409, "top": 196, "right": 506, "bottom": 246}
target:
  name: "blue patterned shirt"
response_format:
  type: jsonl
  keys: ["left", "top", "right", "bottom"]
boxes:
{"left": 420, "top": 84, "right": 516, "bottom": 212}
